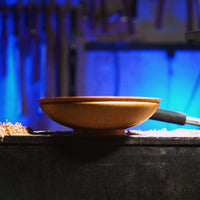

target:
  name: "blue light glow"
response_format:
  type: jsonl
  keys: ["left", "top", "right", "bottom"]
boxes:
{"left": 85, "top": 49, "right": 200, "bottom": 130}
{"left": 1, "top": 0, "right": 200, "bottom": 132}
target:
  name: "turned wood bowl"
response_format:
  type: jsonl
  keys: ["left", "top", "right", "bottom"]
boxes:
{"left": 38, "top": 96, "right": 161, "bottom": 135}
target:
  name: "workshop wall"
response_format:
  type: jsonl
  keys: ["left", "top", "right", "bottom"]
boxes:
{"left": 0, "top": 0, "right": 199, "bottom": 131}
{"left": 80, "top": 49, "right": 200, "bottom": 130}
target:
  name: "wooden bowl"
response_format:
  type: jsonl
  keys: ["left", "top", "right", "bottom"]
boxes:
{"left": 39, "top": 96, "right": 161, "bottom": 104}
{"left": 38, "top": 97, "right": 161, "bottom": 135}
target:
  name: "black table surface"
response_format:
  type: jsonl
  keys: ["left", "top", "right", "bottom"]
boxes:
{"left": 1, "top": 130, "right": 200, "bottom": 146}
{"left": 1, "top": 131, "right": 200, "bottom": 200}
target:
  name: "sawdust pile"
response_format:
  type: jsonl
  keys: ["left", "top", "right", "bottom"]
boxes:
{"left": 0, "top": 122, "right": 30, "bottom": 140}
{"left": 126, "top": 128, "right": 200, "bottom": 137}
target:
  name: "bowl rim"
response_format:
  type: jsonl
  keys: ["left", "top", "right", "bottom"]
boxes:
{"left": 38, "top": 96, "right": 161, "bottom": 104}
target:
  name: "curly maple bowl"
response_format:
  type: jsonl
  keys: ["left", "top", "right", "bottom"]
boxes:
{"left": 38, "top": 96, "right": 161, "bottom": 135}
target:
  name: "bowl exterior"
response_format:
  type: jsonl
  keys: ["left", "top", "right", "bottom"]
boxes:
{"left": 38, "top": 96, "right": 161, "bottom": 104}
{"left": 39, "top": 101, "right": 159, "bottom": 130}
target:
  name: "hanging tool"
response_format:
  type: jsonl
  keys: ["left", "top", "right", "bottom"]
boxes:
{"left": 69, "top": 8, "right": 78, "bottom": 96}
{"left": 186, "top": 0, "right": 194, "bottom": 31}
{"left": 42, "top": 0, "right": 55, "bottom": 97}
{"left": 68, "top": 44, "right": 77, "bottom": 96}
{"left": 80, "top": 0, "right": 89, "bottom": 21}
{"left": 88, "top": 0, "right": 96, "bottom": 30}
{"left": 54, "top": 5, "right": 62, "bottom": 97}
{"left": 39, "top": 0, "right": 48, "bottom": 100}
{"left": 196, "top": 0, "right": 200, "bottom": 29}
{"left": 130, "top": 0, "right": 137, "bottom": 19}
{"left": 47, "top": 0, "right": 56, "bottom": 97}
{"left": 24, "top": 1, "right": 32, "bottom": 55}
{"left": 121, "top": 0, "right": 134, "bottom": 35}
{"left": 99, "top": 0, "right": 107, "bottom": 32}
{"left": 33, "top": 2, "right": 40, "bottom": 83}
{"left": 130, "top": 0, "right": 137, "bottom": 32}
{"left": 12, "top": 1, "right": 29, "bottom": 115}
{"left": 0, "top": 1, "right": 8, "bottom": 77}
{"left": 54, "top": 4, "right": 69, "bottom": 96}
{"left": 28, "top": 0, "right": 40, "bottom": 83}
{"left": 155, "top": 0, "right": 165, "bottom": 29}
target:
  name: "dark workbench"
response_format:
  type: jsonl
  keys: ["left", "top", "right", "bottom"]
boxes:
{"left": 1, "top": 131, "right": 200, "bottom": 200}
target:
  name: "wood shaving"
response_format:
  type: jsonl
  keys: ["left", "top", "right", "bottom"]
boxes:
{"left": 0, "top": 122, "right": 30, "bottom": 141}
{"left": 126, "top": 128, "right": 200, "bottom": 137}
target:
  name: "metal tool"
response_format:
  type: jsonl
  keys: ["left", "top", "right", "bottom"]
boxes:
{"left": 150, "top": 109, "right": 200, "bottom": 126}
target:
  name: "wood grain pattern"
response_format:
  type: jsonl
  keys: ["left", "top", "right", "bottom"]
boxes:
{"left": 38, "top": 96, "right": 161, "bottom": 103}
{"left": 39, "top": 99, "right": 160, "bottom": 135}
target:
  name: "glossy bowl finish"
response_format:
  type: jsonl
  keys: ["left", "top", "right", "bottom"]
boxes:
{"left": 38, "top": 97, "right": 161, "bottom": 135}
{"left": 38, "top": 96, "right": 161, "bottom": 104}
